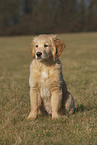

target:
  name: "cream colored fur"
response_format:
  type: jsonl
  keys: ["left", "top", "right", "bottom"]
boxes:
{"left": 27, "top": 34, "right": 75, "bottom": 119}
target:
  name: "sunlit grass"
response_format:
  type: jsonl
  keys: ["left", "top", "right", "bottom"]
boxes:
{"left": 0, "top": 33, "right": 97, "bottom": 145}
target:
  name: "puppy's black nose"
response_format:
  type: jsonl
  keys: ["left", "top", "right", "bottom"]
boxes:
{"left": 36, "top": 52, "right": 42, "bottom": 57}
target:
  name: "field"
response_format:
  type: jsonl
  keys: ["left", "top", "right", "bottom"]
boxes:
{"left": 0, "top": 33, "right": 97, "bottom": 145}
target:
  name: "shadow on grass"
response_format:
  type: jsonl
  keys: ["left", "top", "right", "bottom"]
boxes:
{"left": 74, "top": 104, "right": 96, "bottom": 113}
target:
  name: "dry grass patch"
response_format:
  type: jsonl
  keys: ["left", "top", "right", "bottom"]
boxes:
{"left": 0, "top": 33, "right": 97, "bottom": 145}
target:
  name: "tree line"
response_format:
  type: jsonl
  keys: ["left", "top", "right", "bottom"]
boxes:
{"left": 0, "top": 0, "right": 97, "bottom": 35}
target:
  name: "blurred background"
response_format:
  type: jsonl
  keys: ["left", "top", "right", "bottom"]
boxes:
{"left": 0, "top": 0, "right": 97, "bottom": 36}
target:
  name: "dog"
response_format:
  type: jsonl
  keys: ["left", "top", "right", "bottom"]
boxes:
{"left": 27, "top": 34, "right": 75, "bottom": 119}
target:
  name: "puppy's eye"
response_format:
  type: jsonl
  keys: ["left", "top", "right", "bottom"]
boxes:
{"left": 36, "top": 45, "right": 38, "bottom": 48}
{"left": 44, "top": 44, "right": 48, "bottom": 48}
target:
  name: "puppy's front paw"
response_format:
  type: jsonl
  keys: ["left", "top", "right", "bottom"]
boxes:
{"left": 27, "top": 112, "right": 37, "bottom": 120}
{"left": 52, "top": 113, "right": 60, "bottom": 119}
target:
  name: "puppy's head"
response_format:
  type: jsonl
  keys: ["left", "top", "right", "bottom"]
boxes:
{"left": 30, "top": 35, "right": 65, "bottom": 61}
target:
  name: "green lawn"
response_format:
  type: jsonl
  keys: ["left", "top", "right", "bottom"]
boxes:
{"left": 0, "top": 33, "right": 97, "bottom": 145}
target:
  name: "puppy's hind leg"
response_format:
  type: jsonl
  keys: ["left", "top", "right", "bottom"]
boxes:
{"left": 64, "top": 92, "right": 75, "bottom": 115}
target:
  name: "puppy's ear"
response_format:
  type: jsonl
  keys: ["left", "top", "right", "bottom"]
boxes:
{"left": 30, "top": 42, "right": 35, "bottom": 58}
{"left": 52, "top": 37, "right": 65, "bottom": 60}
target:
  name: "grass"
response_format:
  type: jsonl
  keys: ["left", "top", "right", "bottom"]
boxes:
{"left": 0, "top": 33, "right": 97, "bottom": 145}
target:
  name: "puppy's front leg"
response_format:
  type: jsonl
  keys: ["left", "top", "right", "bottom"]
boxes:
{"left": 27, "top": 87, "right": 38, "bottom": 120}
{"left": 51, "top": 88, "right": 62, "bottom": 119}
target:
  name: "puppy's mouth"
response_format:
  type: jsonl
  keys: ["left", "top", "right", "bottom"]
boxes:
{"left": 36, "top": 52, "right": 50, "bottom": 61}
{"left": 36, "top": 56, "right": 49, "bottom": 61}
{"left": 36, "top": 57, "right": 43, "bottom": 61}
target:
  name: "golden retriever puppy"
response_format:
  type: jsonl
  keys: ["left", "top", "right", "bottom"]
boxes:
{"left": 27, "top": 34, "right": 75, "bottom": 119}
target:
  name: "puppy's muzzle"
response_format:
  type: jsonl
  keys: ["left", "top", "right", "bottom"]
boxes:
{"left": 36, "top": 52, "right": 42, "bottom": 58}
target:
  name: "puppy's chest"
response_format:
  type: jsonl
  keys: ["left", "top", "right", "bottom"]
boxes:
{"left": 40, "top": 69, "right": 51, "bottom": 98}
{"left": 41, "top": 70, "right": 49, "bottom": 80}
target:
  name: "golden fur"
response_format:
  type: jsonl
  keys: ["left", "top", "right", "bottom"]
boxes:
{"left": 27, "top": 34, "right": 75, "bottom": 119}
